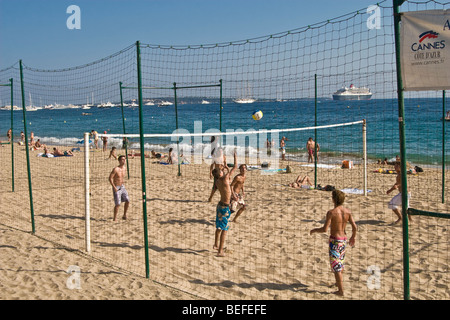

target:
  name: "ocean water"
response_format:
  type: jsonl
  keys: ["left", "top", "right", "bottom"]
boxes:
{"left": 1, "top": 98, "right": 449, "bottom": 166}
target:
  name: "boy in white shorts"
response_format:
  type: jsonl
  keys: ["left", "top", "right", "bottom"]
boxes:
{"left": 387, "top": 162, "right": 412, "bottom": 224}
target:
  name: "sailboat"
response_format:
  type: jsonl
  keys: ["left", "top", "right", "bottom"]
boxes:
{"left": 234, "top": 82, "right": 256, "bottom": 104}
{"left": 81, "top": 94, "right": 94, "bottom": 109}
{"left": 26, "top": 93, "right": 39, "bottom": 111}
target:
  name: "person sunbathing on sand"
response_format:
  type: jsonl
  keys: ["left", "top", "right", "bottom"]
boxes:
{"left": 52, "top": 147, "right": 73, "bottom": 156}
{"left": 151, "top": 150, "right": 166, "bottom": 159}
{"left": 289, "top": 175, "right": 314, "bottom": 189}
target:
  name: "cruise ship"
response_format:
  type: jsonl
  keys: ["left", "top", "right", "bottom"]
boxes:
{"left": 332, "top": 84, "right": 372, "bottom": 101}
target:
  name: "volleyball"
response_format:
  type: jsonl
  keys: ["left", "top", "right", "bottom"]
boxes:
{"left": 252, "top": 110, "right": 263, "bottom": 120}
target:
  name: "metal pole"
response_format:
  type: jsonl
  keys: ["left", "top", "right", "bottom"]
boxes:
{"left": 136, "top": 41, "right": 150, "bottom": 278}
{"left": 393, "top": 0, "right": 410, "bottom": 300}
{"left": 10, "top": 78, "right": 14, "bottom": 192}
{"left": 84, "top": 132, "right": 91, "bottom": 253}
{"left": 219, "top": 79, "right": 223, "bottom": 132}
{"left": 19, "top": 60, "right": 35, "bottom": 234}
{"left": 363, "top": 119, "right": 367, "bottom": 196}
{"left": 314, "top": 74, "right": 318, "bottom": 189}
{"left": 119, "top": 82, "right": 130, "bottom": 179}
{"left": 443, "top": 90, "right": 446, "bottom": 204}
{"left": 173, "top": 82, "right": 181, "bottom": 176}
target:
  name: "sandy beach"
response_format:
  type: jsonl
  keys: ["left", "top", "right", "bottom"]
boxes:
{"left": 1, "top": 142, "right": 449, "bottom": 300}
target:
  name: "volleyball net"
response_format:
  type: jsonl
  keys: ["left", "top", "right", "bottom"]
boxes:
{"left": 0, "top": 0, "right": 449, "bottom": 300}
{"left": 85, "top": 119, "right": 367, "bottom": 299}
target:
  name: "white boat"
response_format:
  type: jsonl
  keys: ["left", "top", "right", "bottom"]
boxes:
{"left": 1, "top": 105, "right": 20, "bottom": 110}
{"left": 81, "top": 96, "right": 93, "bottom": 109}
{"left": 201, "top": 100, "right": 210, "bottom": 104}
{"left": 235, "top": 82, "right": 256, "bottom": 104}
{"left": 234, "top": 98, "right": 256, "bottom": 104}
{"left": 332, "top": 84, "right": 372, "bottom": 101}
{"left": 159, "top": 101, "right": 173, "bottom": 106}
{"left": 26, "top": 93, "right": 39, "bottom": 111}
{"left": 145, "top": 100, "right": 155, "bottom": 106}
{"left": 97, "top": 101, "right": 116, "bottom": 108}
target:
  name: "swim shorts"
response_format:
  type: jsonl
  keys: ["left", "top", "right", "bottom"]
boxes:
{"left": 329, "top": 236, "right": 347, "bottom": 273}
{"left": 388, "top": 192, "right": 411, "bottom": 210}
{"left": 216, "top": 202, "right": 232, "bottom": 231}
{"left": 113, "top": 185, "right": 130, "bottom": 206}
{"left": 231, "top": 193, "right": 245, "bottom": 212}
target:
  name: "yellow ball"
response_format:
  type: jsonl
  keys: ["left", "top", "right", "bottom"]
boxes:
{"left": 252, "top": 110, "right": 263, "bottom": 120}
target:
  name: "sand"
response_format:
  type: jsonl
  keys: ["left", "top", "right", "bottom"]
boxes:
{"left": 1, "top": 143, "right": 449, "bottom": 300}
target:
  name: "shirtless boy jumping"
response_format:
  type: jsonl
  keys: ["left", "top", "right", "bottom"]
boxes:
{"left": 310, "top": 190, "right": 357, "bottom": 296}
{"left": 109, "top": 155, "right": 130, "bottom": 221}
{"left": 212, "top": 151, "right": 237, "bottom": 257}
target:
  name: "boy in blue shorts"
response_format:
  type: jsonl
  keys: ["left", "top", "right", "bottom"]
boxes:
{"left": 213, "top": 151, "right": 237, "bottom": 257}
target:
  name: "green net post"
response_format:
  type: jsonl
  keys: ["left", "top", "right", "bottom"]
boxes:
{"left": 10, "top": 78, "right": 14, "bottom": 192}
{"left": 119, "top": 81, "right": 130, "bottom": 179}
{"left": 393, "top": 0, "right": 410, "bottom": 301}
{"left": 219, "top": 79, "right": 223, "bottom": 132}
{"left": 443, "top": 90, "right": 446, "bottom": 204}
{"left": 19, "top": 60, "right": 35, "bottom": 234}
{"left": 314, "top": 74, "right": 318, "bottom": 189}
{"left": 136, "top": 41, "right": 150, "bottom": 279}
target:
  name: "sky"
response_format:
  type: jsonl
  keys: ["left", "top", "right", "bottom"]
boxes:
{"left": 0, "top": 0, "right": 386, "bottom": 69}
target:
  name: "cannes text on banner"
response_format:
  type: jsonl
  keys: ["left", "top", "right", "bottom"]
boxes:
{"left": 401, "top": 9, "right": 450, "bottom": 91}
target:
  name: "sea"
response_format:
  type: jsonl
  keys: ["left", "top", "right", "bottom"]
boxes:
{"left": 1, "top": 98, "right": 449, "bottom": 167}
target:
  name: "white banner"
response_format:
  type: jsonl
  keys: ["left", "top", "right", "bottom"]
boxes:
{"left": 401, "top": 10, "right": 450, "bottom": 91}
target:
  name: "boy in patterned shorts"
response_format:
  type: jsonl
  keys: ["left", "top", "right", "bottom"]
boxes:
{"left": 310, "top": 190, "right": 357, "bottom": 296}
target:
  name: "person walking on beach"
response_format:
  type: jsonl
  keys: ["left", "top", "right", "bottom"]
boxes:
{"left": 387, "top": 161, "right": 412, "bottom": 224}
{"left": 109, "top": 155, "right": 130, "bottom": 221}
{"left": 91, "top": 130, "right": 99, "bottom": 149}
{"left": 213, "top": 151, "right": 237, "bottom": 257}
{"left": 310, "top": 190, "right": 357, "bottom": 296}
{"left": 231, "top": 164, "right": 247, "bottom": 223}
{"left": 306, "top": 137, "right": 316, "bottom": 163}
{"left": 6, "top": 128, "right": 12, "bottom": 142}
{"left": 29, "top": 131, "right": 34, "bottom": 146}
{"left": 102, "top": 131, "right": 108, "bottom": 152}
{"left": 108, "top": 146, "right": 118, "bottom": 160}
{"left": 280, "top": 136, "right": 287, "bottom": 161}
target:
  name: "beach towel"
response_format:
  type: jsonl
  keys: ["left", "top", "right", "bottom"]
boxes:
{"left": 37, "top": 153, "right": 54, "bottom": 158}
{"left": 341, "top": 188, "right": 372, "bottom": 194}
{"left": 301, "top": 164, "right": 339, "bottom": 169}
{"left": 262, "top": 168, "right": 286, "bottom": 174}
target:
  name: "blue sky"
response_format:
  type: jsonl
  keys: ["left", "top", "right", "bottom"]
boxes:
{"left": 0, "top": 0, "right": 384, "bottom": 69}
